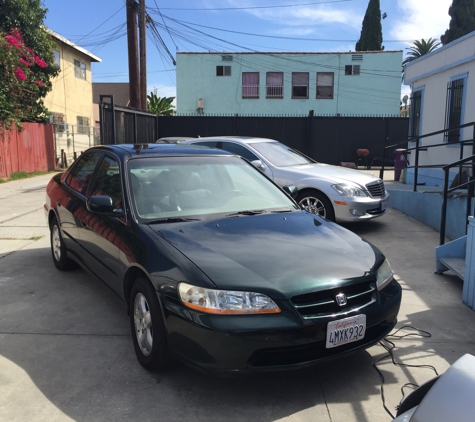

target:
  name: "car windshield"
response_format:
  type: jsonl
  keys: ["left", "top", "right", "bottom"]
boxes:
{"left": 128, "top": 155, "right": 297, "bottom": 220}
{"left": 251, "top": 142, "right": 316, "bottom": 167}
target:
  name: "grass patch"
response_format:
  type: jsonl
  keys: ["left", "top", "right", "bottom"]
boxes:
{"left": 0, "top": 236, "right": 44, "bottom": 241}
{"left": 1, "top": 170, "right": 59, "bottom": 183}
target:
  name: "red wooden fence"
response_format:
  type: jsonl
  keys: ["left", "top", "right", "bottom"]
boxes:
{"left": 0, "top": 123, "right": 55, "bottom": 178}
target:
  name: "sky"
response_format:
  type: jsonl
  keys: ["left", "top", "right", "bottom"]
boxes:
{"left": 43, "top": 0, "right": 454, "bottom": 100}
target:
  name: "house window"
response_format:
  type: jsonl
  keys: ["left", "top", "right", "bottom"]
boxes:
{"left": 54, "top": 50, "right": 60, "bottom": 68}
{"left": 77, "top": 116, "right": 90, "bottom": 134}
{"left": 216, "top": 66, "right": 231, "bottom": 76}
{"left": 345, "top": 65, "right": 360, "bottom": 75}
{"left": 292, "top": 72, "right": 309, "bottom": 99}
{"left": 445, "top": 78, "right": 465, "bottom": 143}
{"left": 409, "top": 90, "right": 422, "bottom": 139}
{"left": 242, "top": 72, "right": 259, "bottom": 99}
{"left": 266, "top": 72, "right": 283, "bottom": 98}
{"left": 74, "top": 59, "right": 86, "bottom": 80}
{"left": 316, "top": 72, "right": 334, "bottom": 99}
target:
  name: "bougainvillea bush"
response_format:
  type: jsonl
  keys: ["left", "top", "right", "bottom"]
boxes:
{"left": 0, "top": 27, "right": 58, "bottom": 129}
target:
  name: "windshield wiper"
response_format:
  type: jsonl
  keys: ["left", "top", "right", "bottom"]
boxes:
{"left": 268, "top": 208, "right": 294, "bottom": 213}
{"left": 146, "top": 217, "right": 201, "bottom": 224}
{"left": 226, "top": 210, "right": 267, "bottom": 217}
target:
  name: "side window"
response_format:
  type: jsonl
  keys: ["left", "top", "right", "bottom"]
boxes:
{"left": 91, "top": 156, "right": 123, "bottom": 208}
{"left": 66, "top": 152, "right": 103, "bottom": 195}
{"left": 221, "top": 142, "right": 259, "bottom": 162}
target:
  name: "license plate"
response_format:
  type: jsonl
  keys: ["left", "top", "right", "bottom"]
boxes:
{"left": 381, "top": 199, "right": 388, "bottom": 211}
{"left": 326, "top": 314, "right": 366, "bottom": 348}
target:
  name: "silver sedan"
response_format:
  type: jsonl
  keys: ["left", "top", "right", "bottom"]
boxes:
{"left": 181, "top": 136, "right": 388, "bottom": 223}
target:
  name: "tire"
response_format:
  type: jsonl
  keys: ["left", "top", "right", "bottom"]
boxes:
{"left": 50, "top": 216, "right": 75, "bottom": 271}
{"left": 130, "top": 277, "right": 170, "bottom": 372}
{"left": 297, "top": 190, "right": 335, "bottom": 222}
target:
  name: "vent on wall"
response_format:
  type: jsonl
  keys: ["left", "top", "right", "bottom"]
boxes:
{"left": 352, "top": 54, "right": 363, "bottom": 61}
{"left": 222, "top": 55, "right": 233, "bottom": 61}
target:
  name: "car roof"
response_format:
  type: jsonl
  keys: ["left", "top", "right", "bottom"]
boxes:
{"left": 186, "top": 136, "right": 278, "bottom": 145}
{"left": 86, "top": 143, "right": 234, "bottom": 159}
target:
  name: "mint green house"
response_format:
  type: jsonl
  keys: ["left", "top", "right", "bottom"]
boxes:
{"left": 176, "top": 51, "right": 402, "bottom": 116}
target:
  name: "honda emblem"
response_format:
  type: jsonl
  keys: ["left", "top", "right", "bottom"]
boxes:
{"left": 335, "top": 293, "right": 347, "bottom": 306}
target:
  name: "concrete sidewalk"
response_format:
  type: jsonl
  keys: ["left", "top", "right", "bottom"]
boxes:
{"left": 1, "top": 174, "right": 475, "bottom": 422}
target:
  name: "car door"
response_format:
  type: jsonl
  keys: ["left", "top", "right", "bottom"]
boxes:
{"left": 57, "top": 151, "right": 103, "bottom": 259}
{"left": 77, "top": 155, "right": 125, "bottom": 292}
{"left": 219, "top": 142, "right": 274, "bottom": 180}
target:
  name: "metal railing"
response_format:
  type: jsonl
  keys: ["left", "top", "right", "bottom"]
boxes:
{"left": 380, "top": 122, "right": 475, "bottom": 245}
{"left": 440, "top": 155, "right": 475, "bottom": 244}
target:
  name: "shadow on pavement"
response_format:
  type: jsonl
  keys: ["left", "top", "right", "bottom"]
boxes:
{"left": 1, "top": 245, "right": 400, "bottom": 422}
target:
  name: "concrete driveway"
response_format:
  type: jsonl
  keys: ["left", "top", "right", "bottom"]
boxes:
{"left": 1, "top": 173, "right": 475, "bottom": 422}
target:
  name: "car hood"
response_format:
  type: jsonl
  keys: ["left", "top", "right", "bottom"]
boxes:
{"left": 277, "top": 162, "right": 380, "bottom": 187}
{"left": 150, "top": 212, "right": 380, "bottom": 299}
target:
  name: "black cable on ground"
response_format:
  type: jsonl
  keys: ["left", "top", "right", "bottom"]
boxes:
{"left": 372, "top": 325, "right": 439, "bottom": 419}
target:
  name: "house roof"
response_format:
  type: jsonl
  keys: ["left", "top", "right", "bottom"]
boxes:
{"left": 46, "top": 27, "right": 102, "bottom": 62}
{"left": 93, "top": 83, "right": 130, "bottom": 107}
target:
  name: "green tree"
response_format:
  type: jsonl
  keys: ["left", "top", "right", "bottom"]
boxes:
{"left": 147, "top": 90, "right": 175, "bottom": 116}
{"left": 402, "top": 38, "right": 441, "bottom": 66}
{"left": 441, "top": 0, "right": 475, "bottom": 45}
{"left": 355, "top": 0, "right": 383, "bottom": 51}
{"left": 0, "top": 0, "right": 59, "bottom": 128}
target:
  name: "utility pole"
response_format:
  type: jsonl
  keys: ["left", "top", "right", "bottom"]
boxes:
{"left": 126, "top": 0, "right": 140, "bottom": 108}
{"left": 139, "top": 0, "right": 147, "bottom": 110}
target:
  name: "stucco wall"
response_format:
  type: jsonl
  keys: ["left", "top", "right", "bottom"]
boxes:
{"left": 176, "top": 51, "right": 402, "bottom": 116}
{"left": 43, "top": 39, "right": 94, "bottom": 127}
{"left": 404, "top": 31, "right": 475, "bottom": 187}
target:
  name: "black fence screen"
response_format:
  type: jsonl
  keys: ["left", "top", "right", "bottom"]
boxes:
{"left": 99, "top": 99, "right": 408, "bottom": 167}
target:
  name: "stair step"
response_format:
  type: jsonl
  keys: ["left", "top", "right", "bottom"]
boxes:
{"left": 438, "top": 257, "right": 466, "bottom": 280}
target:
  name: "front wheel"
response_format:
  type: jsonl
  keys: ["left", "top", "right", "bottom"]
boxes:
{"left": 297, "top": 190, "right": 335, "bottom": 222}
{"left": 130, "top": 277, "right": 170, "bottom": 372}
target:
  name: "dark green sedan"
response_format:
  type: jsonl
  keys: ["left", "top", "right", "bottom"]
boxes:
{"left": 45, "top": 143, "right": 401, "bottom": 374}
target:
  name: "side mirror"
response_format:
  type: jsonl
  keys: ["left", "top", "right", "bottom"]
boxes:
{"left": 282, "top": 185, "right": 298, "bottom": 199}
{"left": 87, "top": 195, "right": 124, "bottom": 217}
{"left": 251, "top": 159, "right": 266, "bottom": 171}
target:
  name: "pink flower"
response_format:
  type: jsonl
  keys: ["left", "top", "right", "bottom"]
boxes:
{"left": 14, "top": 67, "right": 27, "bottom": 81}
{"left": 6, "top": 35, "right": 20, "bottom": 47}
{"left": 10, "top": 29, "right": 23, "bottom": 42}
{"left": 34, "top": 56, "right": 47, "bottom": 68}
{"left": 35, "top": 80, "right": 44, "bottom": 87}
{"left": 19, "top": 58, "right": 31, "bottom": 67}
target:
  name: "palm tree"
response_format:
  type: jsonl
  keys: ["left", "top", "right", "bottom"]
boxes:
{"left": 402, "top": 38, "right": 441, "bottom": 66}
{"left": 147, "top": 90, "right": 175, "bottom": 116}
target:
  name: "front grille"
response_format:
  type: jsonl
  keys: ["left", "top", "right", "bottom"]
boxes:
{"left": 291, "top": 280, "right": 376, "bottom": 319}
{"left": 366, "top": 180, "right": 386, "bottom": 198}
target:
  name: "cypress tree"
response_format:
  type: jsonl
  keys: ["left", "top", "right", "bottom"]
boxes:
{"left": 355, "top": 0, "right": 383, "bottom": 51}
{"left": 440, "top": 0, "right": 475, "bottom": 45}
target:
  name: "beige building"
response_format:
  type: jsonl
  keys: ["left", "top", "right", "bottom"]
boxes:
{"left": 43, "top": 29, "right": 101, "bottom": 162}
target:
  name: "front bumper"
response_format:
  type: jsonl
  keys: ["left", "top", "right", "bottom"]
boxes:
{"left": 160, "top": 279, "right": 401, "bottom": 374}
{"left": 333, "top": 194, "right": 389, "bottom": 223}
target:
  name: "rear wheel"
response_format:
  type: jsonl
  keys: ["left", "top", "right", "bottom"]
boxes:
{"left": 130, "top": 277, "right": 169, "bottom": 372}
{"left": 50, "top": 217, "right": 75, "bottom": 270}
{"left": 297, "top": 190, "right": 335, "bottom": 222}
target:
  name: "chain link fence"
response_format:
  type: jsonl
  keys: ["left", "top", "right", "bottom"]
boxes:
{"left": 53, "top": 124, "right": 100, "bottom": 168}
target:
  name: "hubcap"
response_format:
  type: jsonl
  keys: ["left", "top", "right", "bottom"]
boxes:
{"left": 134, "top": 293, "right": 153, "bottom": 356}
{"left": 52, "top": 225, "right": 62, "bottom": 262}
{"left": 299, "top": 196, "right": 326, "bottom": 218}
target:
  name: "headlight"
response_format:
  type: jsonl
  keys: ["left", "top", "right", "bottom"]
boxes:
{"left": 376, "top": 259, "right": 394, "bottom": 290}
{"left": 332, "top": 184, "right": 367, "bottom": 197}
{"left": 178, "top": 282, "right": 281, "bottom": 314}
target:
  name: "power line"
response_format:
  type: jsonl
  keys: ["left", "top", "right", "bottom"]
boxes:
{"left": 154, "top": 0, "right": 353, "bottom": 11}
{"left": 160, "top": 15, "right": 413, "bottom": 44}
